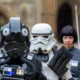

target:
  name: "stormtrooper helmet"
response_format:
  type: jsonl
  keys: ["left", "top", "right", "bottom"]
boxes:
{"left": 30, "top": 23, "right": 56, "bottom": 54}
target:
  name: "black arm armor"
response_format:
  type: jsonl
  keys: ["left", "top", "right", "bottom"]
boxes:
{"left": 48, "top": 46, "right": 73, "bottom": 77}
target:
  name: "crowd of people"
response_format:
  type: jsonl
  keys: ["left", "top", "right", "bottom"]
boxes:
{"left": 0, "top": 17, "right": 79, "bottom": 80}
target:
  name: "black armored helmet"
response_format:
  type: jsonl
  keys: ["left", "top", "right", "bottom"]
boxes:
{"left": 0, "top": 17, "right": 30, "bottom": 47}
{"left": 59, "top": 25, "right": 77, "bottom": 43}
{"left": 0, "top": 17, "right": 30, "bottom": 58}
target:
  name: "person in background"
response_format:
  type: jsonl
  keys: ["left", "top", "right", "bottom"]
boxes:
{"left": 59, "top": 25, "right": 80, "bottom": 80}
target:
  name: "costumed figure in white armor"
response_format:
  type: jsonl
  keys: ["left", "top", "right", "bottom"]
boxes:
{"left": 30, "top": 23, "right": 73, "bottom": 80}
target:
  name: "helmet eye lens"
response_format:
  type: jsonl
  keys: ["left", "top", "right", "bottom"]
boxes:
{"left": 42, "top": 36, "right": 48, "bottom": 38}
{"left": 33, "top": 35, "right": 49, "bottom": 38}
{"left": 22, "top": 28, "right": 28, "bottom": 36}
{"left": 33, "top": 36, "right": 38, "bottom": 38}
{"left": 3, "top": 28, "right": 10, "bottom": 36}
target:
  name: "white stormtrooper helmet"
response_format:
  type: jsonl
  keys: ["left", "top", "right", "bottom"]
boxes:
{"left": 30, "top": 23, "right": 56, "bottom": 54}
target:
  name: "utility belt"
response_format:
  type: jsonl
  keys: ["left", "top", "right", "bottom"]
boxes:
{"left": 0, "top": 65, "right": 37, "bottom": 80}
{"left": 0, "top": 65, "right": 24, "bottom": 80}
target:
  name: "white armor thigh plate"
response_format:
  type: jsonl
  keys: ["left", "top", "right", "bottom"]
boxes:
{"left": 42, "top": 52, "right": 59, "bottom": 80}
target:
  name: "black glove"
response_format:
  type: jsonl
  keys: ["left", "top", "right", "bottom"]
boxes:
{"left": 48, "top": 46, "right": 73, "bottom": 77}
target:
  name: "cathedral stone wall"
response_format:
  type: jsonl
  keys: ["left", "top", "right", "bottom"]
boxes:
{"left": 0, "top": 0, "right": 80, "bottom": 40}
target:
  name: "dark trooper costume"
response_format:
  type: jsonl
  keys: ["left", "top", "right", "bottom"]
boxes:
{"left": 30, "top": 23, "right": 72, "bottom": 80}
{"left": 69, "top": 46, "right": 80, "bottom": 80}
{"left": 60, "top": 25, "right": 80, "bottom": 80}
{"left": 0, "top": 18, "right": 46, "bottom": 80}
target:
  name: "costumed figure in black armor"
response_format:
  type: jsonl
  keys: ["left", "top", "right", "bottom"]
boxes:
{"left": 0, "top": 17, "right": 47, "bottom": 80}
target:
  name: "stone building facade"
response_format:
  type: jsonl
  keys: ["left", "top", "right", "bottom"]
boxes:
{"left": 0, "top": 0, "right": 80, "bottom": 40}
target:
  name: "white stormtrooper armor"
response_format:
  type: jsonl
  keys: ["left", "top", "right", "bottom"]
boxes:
{"left": 30, "top": 23, "right": 56, "bottom": 54}
{"left": 30, "top": 23, "right": 72, "bottom": 80}
{"left": 30, "top": 23, "right": 59, "bottom": 80}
